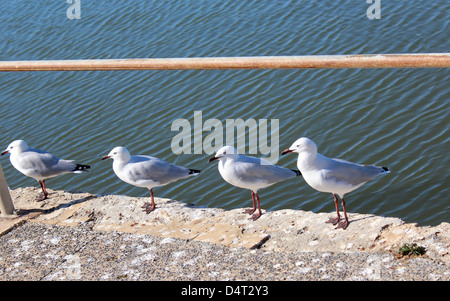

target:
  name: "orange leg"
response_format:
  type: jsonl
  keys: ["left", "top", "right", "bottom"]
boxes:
{"left": 141, "top": 188, "right": 156, "bottom": 214}
{"left": 243, "top": 190, "right": 257, "bottom": 215}
{"left": 325, "top": 194, "right": 341, "bottom": 225}
{"left": 37, "top": 180, "right": 49, "bottom": 201}
{"left": 249, "top": 192, "right": 262, "bottom": 221}
{"left": 336, "top": 198, "right": 349, "bottom": 230}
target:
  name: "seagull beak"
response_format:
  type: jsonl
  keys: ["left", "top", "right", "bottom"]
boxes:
{"left": 101, "top": 155, "right": 111, "bottom": 160}
{"left": 281, "top": 148, "right": 293, "bottom": 155}
{"left": 208, "top": 156, "right": 219, "bottom": 163}
{"left": 1, "top": 150, "right": 9, "bottom": 156}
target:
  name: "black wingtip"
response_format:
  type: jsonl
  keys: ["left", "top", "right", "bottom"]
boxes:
{"left": 189, "top": 169, "right": 201, "bottom": 175}
{"left": 73, "top": 164, "right": 91, "bottom": 172}
{"left": 291, "top": 169, "right": 302, "bottom": 176}
{"left": 382, "top": 167, "right": 390, "bottom": 172}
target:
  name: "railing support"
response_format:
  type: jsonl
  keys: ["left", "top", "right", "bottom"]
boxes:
{"left": 0, "top": 163, "right": 15, "bottom": 217}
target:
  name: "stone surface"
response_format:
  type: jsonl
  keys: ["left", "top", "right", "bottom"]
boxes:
{"left": 0, "top": 187, "right": 448, "bottom": 281}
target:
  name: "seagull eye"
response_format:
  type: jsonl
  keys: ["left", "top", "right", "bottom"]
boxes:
{"left": 223, "top": 151, "right": 226, "bottom": 155}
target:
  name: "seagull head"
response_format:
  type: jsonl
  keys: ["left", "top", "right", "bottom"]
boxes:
{"left": 281, "top": 137, "right": 317, "bottom": 156}
{"left": 208, "top": 145, "right": 239, "bottom": 163}
{"left": 101, "top": 146, "right": 131, "bottom": 162}
{"left": 1, "top": 140, "right": 29, "bottom": 156}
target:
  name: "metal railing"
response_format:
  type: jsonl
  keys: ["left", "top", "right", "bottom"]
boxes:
{"left": 0, "top": 54, "right": 449, "bottom": 71}
{"left": 0, "top": 163, "right": 15, "bottom": 217}
{"left": 1, "top": 53, "right": 449, "bottom": 216}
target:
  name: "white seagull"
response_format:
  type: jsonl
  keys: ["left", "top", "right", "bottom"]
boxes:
{"left": 1, "top": 140, "right": 90, "bottom": 201}
{"left": 281, "top": 137, "right": 390, "bottom": 229}
{"left": 101, "top": 146, "right": 200, "bottom": 213}
{"left": 208, "top": 145, "right": 302, "bottom": 221}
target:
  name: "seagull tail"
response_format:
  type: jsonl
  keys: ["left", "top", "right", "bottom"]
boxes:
{"left": 290, "top": 169, "right": 302, "bottom": 176}
{"left": 73, "top": 164, "right": 91, "bottom": 173}
{"left": 188, "top": 169, "right": 201, "bottom": 176}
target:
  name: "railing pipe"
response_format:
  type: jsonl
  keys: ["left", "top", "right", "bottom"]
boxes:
{"left": 0, "top": 53, "right": 448, "bottom": 71}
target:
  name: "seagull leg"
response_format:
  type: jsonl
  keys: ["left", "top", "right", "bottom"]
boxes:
{"left": 37, "top": 180, "right": 49, "bottom": 201}
{"left": 326, "top": 194, "right": 341, "bottom": 225}
{"left": 336, "top": 198, "right": 349, "bottom": 230}
{"left": 249, "top": 192, "right": 262, "bottom": 221}
{"left": 243, "top": 190, "right": 257, "bottom": 215}
{"left": 141, "top": 188, "right": 156, "bottom": 214}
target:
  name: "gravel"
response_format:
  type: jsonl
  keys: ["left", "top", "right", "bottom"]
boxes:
{"left": 0, "top": 222, "right": 448, "bottom": 282}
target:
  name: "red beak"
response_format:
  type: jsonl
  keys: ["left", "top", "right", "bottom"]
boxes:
{"left": 281, "top": 149, "right": 293, "bottom": 155}
{"left": 208, "top": 156, "right": 219, "bottom": 163}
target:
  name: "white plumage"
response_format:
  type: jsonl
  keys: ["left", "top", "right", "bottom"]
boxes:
{"left": 282, "top": 137, "right": 390, "bottom": 229}
{"left": 101, "top": 146, "right": 200, "bottom": 213}
{"left": 1, "top": 140, "right": 90, "bottom": 200}
{"left": 209, "top": 145, "right": 301, "bottom": 220}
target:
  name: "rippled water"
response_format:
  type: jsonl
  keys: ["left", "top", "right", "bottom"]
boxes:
{"left": 0, "top": 1, "right": 448, "bottom": 226}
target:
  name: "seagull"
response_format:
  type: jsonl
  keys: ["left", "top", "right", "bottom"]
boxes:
{"left": 1, "top": 140, "right": 90, "bottom": 201}
{"left": 208, "top": 145, "right": 302, "bottom": 221}
{"left": 281, "top": 137, "right": 390, "bottom": 229}
{"left": 101, "top": 146, "right": 200, "bottom": 213}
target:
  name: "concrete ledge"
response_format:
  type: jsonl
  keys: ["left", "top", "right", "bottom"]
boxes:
{"left": 1, "top": 187, "right": 448, "bottom": 268}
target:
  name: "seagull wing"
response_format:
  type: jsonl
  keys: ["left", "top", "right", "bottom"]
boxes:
{"left": 127, "top": 156, "right": 192, "bottom": 185}
{"left": 18, "top": 149, "right": 77, "bottom": 178}
{"left": 234, "top": 155, "right": 297, "bottom": 185}
{"left": 322, "top": 158, "right": 386, "bottom": 187}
